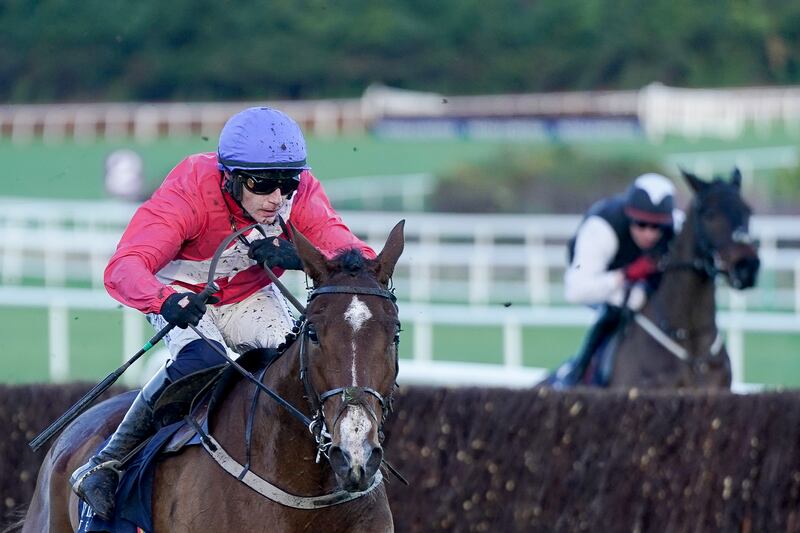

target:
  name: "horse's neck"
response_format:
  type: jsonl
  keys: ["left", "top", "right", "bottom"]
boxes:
{"left": 651, "top": 214, "right": 717, "bottom": 332}
{"left": 215, "top": 348, "right": 334, "bottom": 494}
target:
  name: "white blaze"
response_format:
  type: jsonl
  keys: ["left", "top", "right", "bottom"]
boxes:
{"left": 344, "top": 296, "right": 372, "bottom": 385}
{"left": 339, "top": 406, "right": 372, "bottom": 464}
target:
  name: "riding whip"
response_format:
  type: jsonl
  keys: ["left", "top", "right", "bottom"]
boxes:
{"left": 28, "top": 224, "right": 261, "bottom": 452}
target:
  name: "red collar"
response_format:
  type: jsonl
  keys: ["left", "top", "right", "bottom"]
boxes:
{"left": 219, "top": 173, "right": 255, "bottom": 228}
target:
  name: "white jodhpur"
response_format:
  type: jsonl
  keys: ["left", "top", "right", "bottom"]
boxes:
{"left": 147, "top": 282, "right": 295, "bottom": 358}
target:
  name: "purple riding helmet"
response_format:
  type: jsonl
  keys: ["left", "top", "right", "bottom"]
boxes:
{"left": 217, "top": 107, "right": 311, "bottom": 201}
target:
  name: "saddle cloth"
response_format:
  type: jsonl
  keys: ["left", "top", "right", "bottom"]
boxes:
{"left": 76, "top": 419, "right": 204, "bottom": 533}
{"left": 546, "top": 332, "right": 621, "bottom": 388}
{"left": 76, "top": 349, "right": 277, "bottom": 532}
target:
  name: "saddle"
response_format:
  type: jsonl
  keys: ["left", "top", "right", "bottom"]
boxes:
{"left": 585, "top": 329, "right": 623, "bottom": 386}
{"left": 545, "top": 316, "right": 628, "bottom": 389}
{"left": 160, "top": 347, "right": 280, "bottom": 453}
{"left": 77, "top": 348, "right": 284, "bottom": 533}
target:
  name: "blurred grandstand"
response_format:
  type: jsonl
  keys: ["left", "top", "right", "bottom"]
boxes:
{"left": 2, "top": 84, "right": 800, "bottom": 390}
{"left": 4, "top": 83, "right": 800, "bottom": 144}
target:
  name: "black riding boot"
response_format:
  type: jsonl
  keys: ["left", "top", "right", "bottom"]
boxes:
{"left": 70, "top": 367, "right": 172, "bottom": 520}
{"left": 560, "top": 305, "right": 623, "bottom": 386}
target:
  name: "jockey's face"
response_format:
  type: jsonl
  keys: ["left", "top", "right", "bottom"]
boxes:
{"left": 241, "top": 186, "right": 285, "bottom": 224}
{"left": 630, "top": 220, "right": 663, "bottom": 250}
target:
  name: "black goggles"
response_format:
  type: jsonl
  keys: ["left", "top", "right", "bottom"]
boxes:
{"left": 235, "top": 170, "right": 301, "bottom": 196}
{"left": 632, "top": 220, "right": 666, "bottom": 230}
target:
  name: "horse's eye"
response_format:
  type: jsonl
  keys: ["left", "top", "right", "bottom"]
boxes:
{"left": 307, "top": 325, "right": 319, "bottom": 343}
{"left": 394, "top": 326, "right": 402, "bottom": 345}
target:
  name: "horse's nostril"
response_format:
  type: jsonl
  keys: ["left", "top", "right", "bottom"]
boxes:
{"left": 366, "top": 446, "right": 383, "bottom": 476}
{"left": 328, "top": 446, "right": 351, "bottom": 472}
{"left": 733, "top": 257, "right": 760, "bottom": 289}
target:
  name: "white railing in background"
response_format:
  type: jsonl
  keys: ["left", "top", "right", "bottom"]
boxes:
{"left": 0, "top": 100, "right": 366, "bottom": 144}
{"left": 323, "top": 173, "right": 436, "bottom": 211}
{"left": 0, "top": 200, "right": 799, "bottom": 388}
{"left": 5, "top": 83, "right": 800, "bottom": 144}
{"left": 665, "top": 146, "right": 800, "bottom": 176}
{"left": 1, "top": 200, "right": 800, "bottom": 313}
{"left": 639, "top": 83, "right": 800, "bottom": 141}
{"left": 2, "top": 286, "right": 796, "bottom": 390}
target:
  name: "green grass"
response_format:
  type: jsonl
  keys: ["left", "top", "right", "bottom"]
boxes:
{"left": 68, "top": 309, "right": 140, "bottom": 381}
{"left": 744, "top": 333, "right": 800, "bottom": 387}
{"left": 0, "top": 307, "right": 50, "bottom": 382}
{"left": 3, "top": 307, "right": 798, "bottom": 387}
{"left": 3, "top": 129, "right": 798, "bottom": 200}
{"left": 0, "top": 135, "right": 508, "bottom": 200}
{"left": 2, "top": 130, "right": 799, "bottom": 386}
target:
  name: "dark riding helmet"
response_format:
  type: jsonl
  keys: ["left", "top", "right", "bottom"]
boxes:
{"left": 623, "top": 173, "right": 675, "bottom": 226}
{"left": 217, "top": 107, "right": 310, "bottom": 202}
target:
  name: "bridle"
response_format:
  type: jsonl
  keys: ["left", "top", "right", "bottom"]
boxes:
{"left": 635, "top": 186, "right": 756, "bottom": 374}
{"left": 299, "top": 285, "right": 399, "bottom": 463}
{"left": 184, "top": 224, "right": 406, "bottom": 507}
{"left": 667, "top": 193, "right": 757, "bottom": 285}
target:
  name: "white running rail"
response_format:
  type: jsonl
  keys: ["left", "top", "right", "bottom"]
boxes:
{"left": 2, "top": 286, "right": 797, "bottom": 389}
{"left": 1, "top": 200, "right": 799, "bottom": 312}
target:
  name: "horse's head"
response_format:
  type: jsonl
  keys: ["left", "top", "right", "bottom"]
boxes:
{"left": 293, "top": 221, "right": 404, "bottom": 492}
{"left": 681, "top": 168, "right": 760, "bottom": 289}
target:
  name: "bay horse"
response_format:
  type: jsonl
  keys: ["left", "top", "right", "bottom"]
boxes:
{"left": 20, "top": 221, "right": 405, "bottom": 533}
{"left": 608, "top": 169, "right": 760, "bottom": 388}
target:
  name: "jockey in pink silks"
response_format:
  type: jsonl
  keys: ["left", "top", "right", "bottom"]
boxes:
{"left": 71, "top": 107, "right": 374, "bottom": 519}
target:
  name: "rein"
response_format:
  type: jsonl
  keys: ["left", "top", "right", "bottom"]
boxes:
{"left": 632, "top": 199, "right": 731, "bottom": 371}
{"left": 299, "top": 285, "right": 398, "bottom": 463}
{"left": 185, "top": 225, "right": 404, "bottom": 506}
{"left": 633, "top": 313, "right": 724, "bottom": 365}
{"left": 663, "top": 200, "right": 720, "bottom": 279}
{"left": 666, "top": 196, "right": 757, "bottom": 283}
{"left": 187, "top": 413, "right": 383, "bottom": 509}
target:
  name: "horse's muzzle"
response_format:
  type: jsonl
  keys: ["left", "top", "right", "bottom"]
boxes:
{"left": 730, "top": 256, "right": 760, "bottom": 290}
{"left": 329, "top": 444, "right": 383, "bottom": 492}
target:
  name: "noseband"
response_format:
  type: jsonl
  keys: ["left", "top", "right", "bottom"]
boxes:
{"left": 639, "top": 188, "right": 756, "bottom": 375}
{"left": 298, "top": 285, "right": 398, "bottom": 462}
{"left": 669, "top": 196, "right": 756, "bottom": 284}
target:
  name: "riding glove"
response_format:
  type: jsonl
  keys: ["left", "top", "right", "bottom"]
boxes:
{"left": 248, "top": 237, "right": 303, "bottom": 270}
{"left": 160, "top": 292, "right": 219, "bottom": 329}
{"left": 624, "top": 255, "right": 659, "bottom": 282}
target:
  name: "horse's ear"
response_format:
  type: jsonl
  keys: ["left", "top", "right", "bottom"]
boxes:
{"left": 376, "top": 220, "right": 405, "bottom": 286}
{"left": 731, "top": 167, "right": 742, "bottom": 190}
{"left": 680, "top": 167, "right": 706, "bottom": 193}
{"left": 290, "top": 222, "right": 329, "bottom": 285}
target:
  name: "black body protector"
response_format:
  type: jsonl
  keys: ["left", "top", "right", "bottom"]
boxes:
{"left": 568, "top": 194, "right": 674, "bottom": 270}
{"left": 560, "top": 192, "right": 675, "bottom": 387}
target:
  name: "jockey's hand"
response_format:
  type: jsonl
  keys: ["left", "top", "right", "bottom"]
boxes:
{"left": 160, "top": 292, "right": 220, "bottom": 329}
{"left": 248, "top": 237, "right": 303, "bottom": 270}
{"left": 624, "top": 255, "right": 659, "bottom": 282}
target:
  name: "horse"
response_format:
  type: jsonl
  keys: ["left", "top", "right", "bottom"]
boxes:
{"left": 608, "top": 168, "right": 760, "bottom": 388}
{"left": 19, "top": 221, "right": 405, "bottom": 533}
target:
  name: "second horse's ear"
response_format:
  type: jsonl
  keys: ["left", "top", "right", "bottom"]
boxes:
{"left": 680, "top": 167, "right": 707, "bottom": 194}
{"left": 731, "top": 167, "right": 742, "bottom": 190}
{"left": 291, "top": 222, "right": 330, "bottom": 286}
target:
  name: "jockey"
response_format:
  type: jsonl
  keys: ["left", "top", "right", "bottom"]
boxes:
{"left": 70, "top": 107, "right": 375, "bottom": 519}
{"left": 556, "top": 173, "right": 682, "bottom": 387}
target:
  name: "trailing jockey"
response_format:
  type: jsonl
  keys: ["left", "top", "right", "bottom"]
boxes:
{"left": 70, "top": 107, "right": 375, "bottom": 519}
{"left": 553, "top": 173, "right": 683, "bottom": 387}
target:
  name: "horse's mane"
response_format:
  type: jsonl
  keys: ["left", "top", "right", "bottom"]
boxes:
{"left": 328, "top": 248, "right": 375, "bottom": 276}
{"left": 691, "top": 177, "right": 748, "bottom": 217}
{"left": 210, "top": 248, "right": 380, "bottom": 388}
{"left": 699, "top": 176, "right": 736, "bottom": 197}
